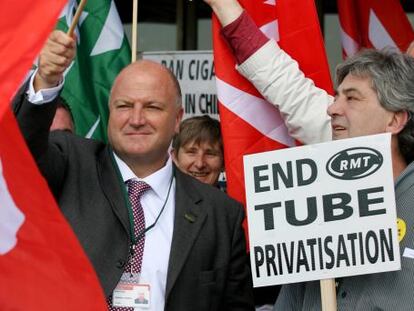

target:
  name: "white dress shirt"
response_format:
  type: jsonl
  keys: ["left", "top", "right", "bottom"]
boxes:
{"left": 27, "top": 69, "right": 63, "bottom": 104}
{"left": 114, "top": 153, "right": 175, "bottom": 311}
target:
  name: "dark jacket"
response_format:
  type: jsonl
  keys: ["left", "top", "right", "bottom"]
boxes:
{"left": 13, "top": 88, "right": 254, "bottom": 311}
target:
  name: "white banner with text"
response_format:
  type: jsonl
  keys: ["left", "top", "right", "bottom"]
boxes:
{"left": 141, "top": 50, "right": 217, "bottom": 120}
{"left": 244, "top": 133, "right": 400, "bottom": 287}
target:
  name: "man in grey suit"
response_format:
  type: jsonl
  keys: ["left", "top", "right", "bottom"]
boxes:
{"left": 14, "top": 30, "right": 254, "bottom": 310}
{"left": 203, "top": 0, "right": 414, "bottom": 309}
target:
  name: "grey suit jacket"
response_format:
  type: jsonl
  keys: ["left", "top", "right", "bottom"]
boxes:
{"left": 14, "top": 90, "right": 254, "bottom": 310}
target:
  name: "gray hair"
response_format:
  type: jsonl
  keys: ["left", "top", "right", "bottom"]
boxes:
{"left": 336, "top": 48, "right": 414, "bottom": 163}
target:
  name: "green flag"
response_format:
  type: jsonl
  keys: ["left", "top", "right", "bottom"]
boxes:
{"left": 57, "top": 0, "right": 131, "bottom": 142}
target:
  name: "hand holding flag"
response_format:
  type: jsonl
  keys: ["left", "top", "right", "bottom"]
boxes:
{"left": 35, "top": 30, "right": 76, "bottom": 91}
{"left": 203, "top": 0, "right": 243, "bottom": 26}
{"left": 56, "top": 0, "right": 131, "bottom": 142}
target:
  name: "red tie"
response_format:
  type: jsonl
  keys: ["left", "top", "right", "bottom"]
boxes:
{"left": 108, "top": 180, "right": 151, "bottom": 310}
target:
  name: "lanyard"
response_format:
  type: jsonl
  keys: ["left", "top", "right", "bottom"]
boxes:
{"left": 110, "top": 150, "right": 173, "bottom": 247}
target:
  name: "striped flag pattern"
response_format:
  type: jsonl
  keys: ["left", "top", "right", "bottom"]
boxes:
{"left": 338, "top": 0, "right": 414, "bottom": 58}
{"left": 213, "top": 0, "right": 333, "bottom": 239}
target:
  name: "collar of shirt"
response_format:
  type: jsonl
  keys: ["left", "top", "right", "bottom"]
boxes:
{"left": 112, "top": 153, "right": 175, "bottom": 311}
{"left": 112, "top": 153, "right": 173, "bottom": 200}
{"left": 114, "top": 152, "right": 173, "bottom": 199}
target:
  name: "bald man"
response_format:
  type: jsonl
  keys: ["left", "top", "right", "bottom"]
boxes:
{"left": 14, "top": 30, "right": 254, "bottom": 311}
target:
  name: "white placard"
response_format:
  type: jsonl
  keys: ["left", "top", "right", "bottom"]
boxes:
{"left": 141, "top": 50, "right": 217, "bottom": 120}
{"left": 244, "top": 133, "right": 400, "bottom": 287}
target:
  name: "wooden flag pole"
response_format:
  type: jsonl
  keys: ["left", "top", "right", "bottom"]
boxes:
{"left": 320, "top": 278, "right": 337, "bottom": 311}
{"left": 131, "top": 0, "right": 138, "bottom": 62}
{"left": 67, "top": 0, "right": 88, "bottom": 37}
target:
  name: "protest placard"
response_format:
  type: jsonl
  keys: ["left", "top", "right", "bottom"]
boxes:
{"left": 141, "top": 50, "right": 217, "bottom": 119}
{"left": 244, "top": 133, "right": 400, "bottom": 287}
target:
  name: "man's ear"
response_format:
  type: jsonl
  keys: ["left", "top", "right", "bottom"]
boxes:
{"left": 174, "top": 108, "right": 184, "bottom": 134}
{"left": 386, "top": 110, "right": 409, "bottom": 134}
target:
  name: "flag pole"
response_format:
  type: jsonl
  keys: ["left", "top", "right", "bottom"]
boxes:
{"left": 320, "top": 279, "right": 337, "bottom": 311}
{"left": 67, "top": 0, "right": 88, "bottom": 37}
{"left": 131, "top": 0, "right": 138, "bottom": 62}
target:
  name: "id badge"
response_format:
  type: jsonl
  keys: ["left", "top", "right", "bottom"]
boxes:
{"left": 112, "top": 273, "right": 151, "bottom": 309}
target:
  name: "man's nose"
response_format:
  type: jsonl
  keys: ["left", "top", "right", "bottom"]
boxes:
{"left": 129, "top": 106, "right": 145, "bottom": 125}
{"left": 327, "top": 98, "right": 343, "bottom": 117}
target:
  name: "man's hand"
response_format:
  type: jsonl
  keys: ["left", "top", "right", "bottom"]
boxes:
{"left": 203, "top": 0, "right": 243, "bottom": 27}
{"left": 34, "top": 30, "right": 76, "bottom": 91}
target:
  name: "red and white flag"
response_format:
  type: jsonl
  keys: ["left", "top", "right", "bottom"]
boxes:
{"left": 0, "top": 0, "right": 107, "bottom": 309}
{"left": 338, "top": 0, "right": 414, "bottom": 58}
{"left": 213, "top": 0, "right": 333, "bottom": 239}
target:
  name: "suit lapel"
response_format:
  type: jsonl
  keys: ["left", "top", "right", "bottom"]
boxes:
{"left": 165, "top": 168, "right": 207, "bottom": 299}
{"left": 97, "top": 157, "right": 208, "bottom": 298}
{"left": 97, "top": 147, "right": 131, "bottom": 237}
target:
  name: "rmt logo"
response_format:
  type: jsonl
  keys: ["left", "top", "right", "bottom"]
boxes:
{"left": 326, "top": 147, "right": 383, "bottom": 180}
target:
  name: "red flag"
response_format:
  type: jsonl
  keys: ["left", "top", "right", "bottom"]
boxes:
{"left": 338, "top": 0, "right": 414, "bottom": 58}
{"left": 213, "top": 0, "right": 333, "bottom": 240}
{"left": 0, "top": 1, "right": 107, "bottom": 309}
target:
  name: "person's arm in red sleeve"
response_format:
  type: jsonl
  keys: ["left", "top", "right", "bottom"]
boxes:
{"left": 221, "top": 11, "right": 269, "bottom": 64}
{"left": 204, "top": 0, "right": 269, "bottom": 64}
{"left": 204, "top": 0, "right": 332, "bottom": 144}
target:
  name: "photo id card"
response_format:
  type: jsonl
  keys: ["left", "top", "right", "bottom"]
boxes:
{"left": 112, "top": 273, "right": 151, "bottom": 309}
